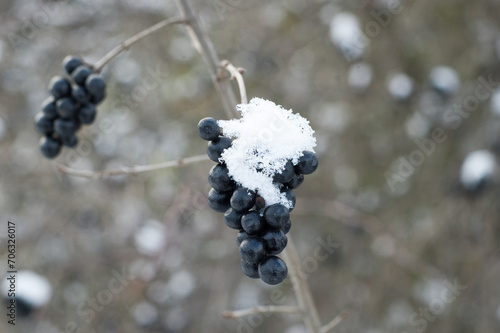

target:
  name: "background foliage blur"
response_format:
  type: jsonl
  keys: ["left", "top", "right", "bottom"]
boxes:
{"left": 1, "top": 0, "right": 500, "bottom": 332}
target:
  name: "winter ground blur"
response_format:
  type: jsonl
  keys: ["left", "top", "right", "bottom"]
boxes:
{"left": 1, "top": 0, "right": 500, "bottom": 332}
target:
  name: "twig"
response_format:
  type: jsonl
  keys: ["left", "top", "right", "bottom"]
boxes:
{"left": 175, "top": 0, "right": 239, "bottom": 119}
{"left": 320, "top": 311, "right": 349, "bottom": 333}
{"left": 221, "top": 306, "right": 302, "bottom": 319}
{"left": 57, "top": 154, "right": 209, "bottom": 179}
{"left": 283, "top": 236, "right": 323, "bottom": 332}
{"left": 220, "top": 60, "right": 248, "bottom": 104}
{"left": 93, "top": 16, "right": 187, "bottom": 72}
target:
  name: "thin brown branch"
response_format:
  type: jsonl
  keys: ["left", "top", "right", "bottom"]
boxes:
{"left": 320, "top": 311, "right": 349, "bottom": 333}
{"left": 220, "top": 60, "right": 248, "bottom": 104}
{"left": 221, "top": 306, "right": 302, "bottom": 319}
{"left": 175, "top": 0, "right": 239, "bottom": 119}
{"left": 283, "top": 236, "right": 323, "bottom": 332}
{"left": 93, "top": 16, "right": 187, "bottom": 72}
{"left": 57, "top": 154, "right": 209, "bottom": 179}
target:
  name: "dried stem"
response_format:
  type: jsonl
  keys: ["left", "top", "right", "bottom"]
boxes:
{"left": 175, "top": 0, "right": 239, "bottom": 119}
{"left": 93, "top": 17, "right": 187, "bottom": 72}
{"left": 57, "top": 154, "right": 209, "bottom": 179}
{"left": 220, "top": 60, "right": 248, "bottom": 104}
{"left": 222, "top": 306, "right": 302, "bottom": 319}
{"left": 283, "top": 237, "right": 323, "bottom": 332}
{"left": 320, "top": 311, "right": 349, "bottom": 333}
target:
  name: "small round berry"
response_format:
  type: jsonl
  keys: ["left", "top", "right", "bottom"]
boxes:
{"left": 63, "top": 55, "right": 83, "bottom": 75}
{"left": 255, "top": 196, "right": 266, "bottom": 211}
{"left": 208, "top": 164, "right": 235, "bottom": 192}
{"left": 71, "top": 85, "right": 88, "bottom": 104}
{"left": 72, "top": 65, "right": 92, "bottom": 86}
{"left": 56, "top": 97, "right": 76, "bottom": 119}
{"left": 34, "top": 112, "right": 54, "bottom": 135}
{"left": 85, "top": 74, "right": 106, "bottom": 97}
{"left": 207, "top": 188, "right": 232, "bottom": 213}
{"left": 224, "top": 208, "right": 243, "bottom": 230}
{"left": 283, "top": 189, "right": 296, "bottom": 211}
{"left": 285, "top": 173, "right": 304, "bottom": 190}
{"left": 241, "top": 260, "right": 260, "bottom": 279}
{"left": 197, "top": 117, "right": 220, "bottom": 141}
{"left": 262, "top": 229, "right": 288, "bottom": 255}
{"left": 41, "top": 96, "right": 57, "bottom": 119}
{"left": 295, "top": 151, "right": 318, "bottom": 175}
{"left": 61, "top": 133, "right": 78, "bottom": 148}
{"left": 230, "top": 187, "right": 256, "bottom": 212}
{"left": 54, "top": 119, "right": 79, "bottom": 138}
{"left": 39, "top": 136, "right": 61, "bottom": 159}
{"left": 264, "top": 204, "right": 290, "bottom": 229}
{"left": 236, "top": 230, "right": 250, "bottom": 246}
{"left": 281, "top": 219, "right": 291, "bottom": 234}
{"left": 273, "top": 160, "right": 295, "bottom": 184}
{"left": 239, "top": 237, "right": 265, "bottom": 263}
{"left": 49, "top": 76, "right": 71, "bottom": 99}
{"left": 241, "top": 211, "right": 264, "bottom": 235}
{"left": 89, "top": 90, "right": 106, "bottom": 104}
{"left": 207, "top": 136, "right": 232, "bottom": 162}
{"left": 258, "top": 256, "right": 288, "bottom": 285}
{"left": 78, "top": 104, "right": 97, "bottom": 125}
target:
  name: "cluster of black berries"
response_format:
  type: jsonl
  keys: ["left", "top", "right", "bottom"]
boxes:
{"left": 197, "top": 117, "right": 318, "bottom": 285}
{"left": 35, "top": 55, "right": 106, "bottom": 159}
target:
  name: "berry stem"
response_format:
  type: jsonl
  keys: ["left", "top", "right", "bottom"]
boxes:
{"left": 57, "top": 154, "right": 210, "bottom": 179}
{"left": 283, "top": 236, "right": 323, "bottom": 332}
{"left": 221, "top": 305, "right": 302, "bottom": 319}
{"left": 175, "top": 0, "right": 239, "bottom": 119}
{"left": 220, "top": 60, "right": 248, "bottom": 104}
{"left": 320, "top": 311, "right": 350, "bottom": 333}
{"left": 93, "top": 16, "right": 188, "bottom": 72}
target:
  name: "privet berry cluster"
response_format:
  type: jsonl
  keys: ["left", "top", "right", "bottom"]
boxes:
{"left": 198, "top": 117, "right": 318, "bottom": 285}
{"left": 35, "top": 55, "right": 107, "bottom": 159}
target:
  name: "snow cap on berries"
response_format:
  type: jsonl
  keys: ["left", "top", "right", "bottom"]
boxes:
{"left": 218, "top": 98, "right": 316, "bottom": 207}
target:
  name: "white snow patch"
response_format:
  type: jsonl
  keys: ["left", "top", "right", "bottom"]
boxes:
{"left": 429, "top": 66, "right": 460, "bottom": 96}
{"left": 387, "top": 72, "right": 414, "bottom": 101}
{"left": 1, "top": 271, "right": 52, "bottom": 308}
{"left": 134, "top": 220, "right": 167, "bottom": 256}
{"left": 460, "top": 150, "right": 496, "bottom": 191}
{"left": 219, "top": 98, "right": 316, "bottom": 207}
{"left": 329, "top": 12, "right": 367, "bottom": 62}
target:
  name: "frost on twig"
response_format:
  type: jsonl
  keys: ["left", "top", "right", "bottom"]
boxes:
{"left": 57, "top": 154, "right": 209, "bottom": 179}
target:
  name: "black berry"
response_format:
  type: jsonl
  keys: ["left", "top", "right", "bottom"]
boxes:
{"left": 241, "top": 211, "right": 264, "bottom": 235}
{"left": 34, "top": 112, "right": 54, "bottom": 135}
{"left": 207, "top": 136, "right": 232, "bottom": 162}
{"left": 283, "top": 189, "right": 296, "bottom": 211}
{"left": 285, "top": 173, "right": 304, "bottom": 190}
{"left": 264, "top": 204, "right": 290, "bottom": 229}
{"left": 41, "top": 96, "right": 58, "bottom": 119}
{"left": 295, "top": 151, "right": 318, "bottom": 175}
{"left": 273, "top": 160, "right": 295, "bottom": 184}
{"left": 49, "top": 76, "right": 71, "bottom": 99}
{"left": 56, "top": 97, "right": 76, "bottom": 119}
{"left": 207, "top": 188, "right": 232, "bottom": 213}
{"left": 230, "top": 187, "right": 256, "bottom": 212}
{"left": 78, "top": 104, "right": 97, "bottom": 125}
{"left": 281, "top": 219, "right": 291, "bottom": 234}
{"left": 63, "top": 55, "right": 83, "bottom": 75}
{"left": 258, "top": 256, "right": 288, "bottom": 285}
{"left": 39, "top": 136, "right": 61, "bottom": 159}
{"left": 241, "top": 260, "right": 260, "bottom": 279}
{"left": 239, "top": 237, "right": 265, "bottom": 263}
{"left": 224, "top": 208, "right": 243, "bottom": 230}
{"left": 208, "top": 164, "right": 235, "bottom": 192}
{"left": 72, "top": 65, "right": 92, "bottom": 86}
{"left": 61, "top": 134, "right": 78, "bottom": 148}
{"left": 197, "top": 117, "right": 220, "bottom": 141}
{"left": 236, "top": 230, "right": 250, "bottom": 246}
{"left": 71, "top": 85, "right": 88, "bottom": 104}
{"left": 54, "top": 119, "right": 79, "bottom": 138}
{"left": 262, "top": 230, "right": 288, "bottom": 255}
{"left": 85, "top": 74, "right": 106, "bottom": 97}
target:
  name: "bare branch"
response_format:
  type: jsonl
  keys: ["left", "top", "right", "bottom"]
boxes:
{"left": 93, "top": 16, "right": 187, "bottom": 72}
{"left": 57, "top": 154, "right": 209, "bottom": 179}
{"left": 222, "top": 306, "right": 302, "bottom": 319}
{"left": 283, "top": 236, "right": 323, "bottom": 332}
{"left": 220, "top": 60, "right": 248, "bottom": 104}
{"left": 175, "top": 0, "right": 239, "bottom": 119}
{"left": 320, "top": 311, "right": 349, "bottom": 333}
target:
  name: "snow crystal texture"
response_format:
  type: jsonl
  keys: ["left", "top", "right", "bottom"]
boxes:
{"left": 218, "top": 98, "right": 316, "bottom": 207}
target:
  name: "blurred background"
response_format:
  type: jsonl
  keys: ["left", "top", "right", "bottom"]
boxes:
{"left": 1, "top": 0, "right": 500, "bottom": 332}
